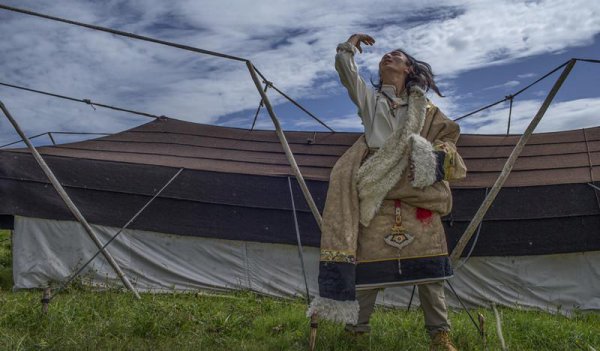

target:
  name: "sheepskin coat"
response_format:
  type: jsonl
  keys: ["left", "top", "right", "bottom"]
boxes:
{"left": 307, "top": 40, "right": 467, "bottom": 324}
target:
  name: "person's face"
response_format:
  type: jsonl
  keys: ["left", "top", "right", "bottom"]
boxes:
{"left": 379, "top": 50, "right": 411, "bottom": 78}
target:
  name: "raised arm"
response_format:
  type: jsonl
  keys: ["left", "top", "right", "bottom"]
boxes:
{"left": 335, "top": 34, "right": 377, "bottom": 125}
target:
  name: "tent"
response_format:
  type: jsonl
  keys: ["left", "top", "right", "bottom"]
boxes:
{"left": 1, "top": 116, "right": 599, "bottom": 312}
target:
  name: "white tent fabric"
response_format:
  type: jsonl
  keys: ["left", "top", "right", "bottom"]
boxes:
{"left": 12, "top": 216, "right": 600, "bottom": 313}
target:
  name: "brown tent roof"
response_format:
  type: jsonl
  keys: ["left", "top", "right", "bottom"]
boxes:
{"left": 8, "top": 117, "right": 600, "bottom": 188}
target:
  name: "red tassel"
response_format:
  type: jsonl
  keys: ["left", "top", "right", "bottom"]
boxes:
{"left": 416, "top": 208, "right": 433, "bottom": 223}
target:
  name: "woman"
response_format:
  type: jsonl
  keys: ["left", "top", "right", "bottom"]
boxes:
{"left": 308, "top": 33, "right": 466, "bottom": 350}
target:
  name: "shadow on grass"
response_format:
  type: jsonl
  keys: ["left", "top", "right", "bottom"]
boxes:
{"left": 0, "top": 230, "right": 12, "bottom": 290}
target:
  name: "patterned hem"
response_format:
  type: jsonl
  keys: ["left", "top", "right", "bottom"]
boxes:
{"left": 320, "top": 249, "right": 356, "bottom": 264}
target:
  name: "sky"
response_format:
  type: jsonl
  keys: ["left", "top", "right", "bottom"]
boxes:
{"left": 0, "top": 0, "right": 599, "bottom": 147}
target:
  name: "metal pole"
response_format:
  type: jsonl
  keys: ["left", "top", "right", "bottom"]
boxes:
{"left": 250, "top": 83, "right": 269, "bottom": 131}
{"left": 287, "top": 177, "right": 311, "bottom": 305}
{"left": 245, "top": 61, "right": 323, "bottom": 228}
{"left": 0, "top": 132, "right": 47, "bottom": 148}
{"left": 407, "top": 285, "right": 416, "bottom": 311}
{"left": 450, "top": 59, "right": 576, "bottom": 263}
{"left": 50, "top": 168, "right": 184, "bottom": 301}
{"left": 0, "top": 4, "right": 246, "bottom": 63}
{"left": 506, "top": 97, "right": 513, "bottom": 135}
{"left": 0, "top": 101, "right": 141, "bottom": 299}
{"left": 454, "top": 60, "right": 570, "bottom": 122}
{"left": 0, "top": 81, "right": 160, "bottom": 120}
{"left": 255, "top": 75, "right": 335, "bottom": 133}
{"left": 446, "top": 280, "right": 482, "bottom": 335}
{"left": 47, "top": 132, "right": 56, "bottom": 145}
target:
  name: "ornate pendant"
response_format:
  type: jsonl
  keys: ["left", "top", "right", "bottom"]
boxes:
{"left": 384, "top": 225, "right": 414, "bottom": 250}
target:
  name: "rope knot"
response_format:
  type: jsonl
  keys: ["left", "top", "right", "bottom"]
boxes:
{"left": 82, "top": 99, "right": 96, "bottom": 110}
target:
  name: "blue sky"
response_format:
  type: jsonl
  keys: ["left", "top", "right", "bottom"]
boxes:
{"left": 0, "top": 0, "right": 599, "bottom": 147}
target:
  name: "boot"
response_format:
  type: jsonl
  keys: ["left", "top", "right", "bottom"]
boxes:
{"left": 429, "top": 330, "right": 458, "bottom": 351}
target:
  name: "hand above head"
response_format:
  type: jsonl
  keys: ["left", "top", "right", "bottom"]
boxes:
{"left": 347, "top": 33, "right": 375, "bottom": 53}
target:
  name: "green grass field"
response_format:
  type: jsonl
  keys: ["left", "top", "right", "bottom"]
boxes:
{"left": 0, "top": 229, "right": 598, "bottom": 350}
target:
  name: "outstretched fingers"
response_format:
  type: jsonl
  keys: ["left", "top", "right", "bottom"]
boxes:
{"left": 349, "top": 33, "right": 375, "bottom": 53}
{"left": 357, "top": 36, "right": 375, "bottom": 53}
{"left": 362, "top": 35, "right": 376, "bottom": 46}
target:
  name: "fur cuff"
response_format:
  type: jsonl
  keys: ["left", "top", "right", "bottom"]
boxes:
{"left": 307, "top": 296, "right": 359, "bottom": 325}
{"left": 410, "top": 134, "right": 438, "bottom": 188}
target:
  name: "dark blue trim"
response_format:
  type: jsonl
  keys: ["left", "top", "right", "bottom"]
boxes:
{"left": 318, "top": 261, "right": 356, "bottom": 301}
{"left": 356, "top": 256, "right": 452, "bottom": 286}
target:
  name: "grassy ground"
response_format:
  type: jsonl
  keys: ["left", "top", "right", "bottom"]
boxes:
{"left": 0, "top": 229, "right": 598, "bottom": 350}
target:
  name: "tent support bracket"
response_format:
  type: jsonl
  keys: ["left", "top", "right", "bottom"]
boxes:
{"left": 0, "top": 101, "right": 141, "bottom": 300}
{"left": 450, "top": 59, "right": 576, "bottom": 263}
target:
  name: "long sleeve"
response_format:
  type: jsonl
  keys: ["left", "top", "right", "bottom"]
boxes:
{"left": 334, "top": 41, "right": 376, "bottom": 128}
{"left": 410, "top": 107, "right": 467, "bottom": 188}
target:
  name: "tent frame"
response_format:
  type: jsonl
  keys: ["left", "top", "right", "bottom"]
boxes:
{"left": 0, "top": 101, "right": 141, "bottom": 299}
{"left": 1, "top": 5, "right": 599, "bottom": 349}
{"left": 0, "top": 4, "right": 326, "bottom": 306}
{"left": 449, "top": 59, "right": 576, "bottom": 263}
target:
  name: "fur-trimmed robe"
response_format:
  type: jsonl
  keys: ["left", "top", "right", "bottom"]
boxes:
{"left": 308, "top": 100, "right": 467, "bottom": 325}
{"left": 308, "top": 41, "right": 467, "bottom": 324}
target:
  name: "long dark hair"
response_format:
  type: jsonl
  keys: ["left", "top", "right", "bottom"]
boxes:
{"left": 372, "top": 49, "right": 444, "bottom": 97}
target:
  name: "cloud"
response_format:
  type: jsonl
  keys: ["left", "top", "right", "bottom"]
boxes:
{"left": 458, "top": 97, "right": 600, "bottom": 134}
{"left": 294, "top": 113, "right": 364, "bottom": 131}
{"left": 517, "top": 72, "right": 537, "bottom": 79}
{"left": 0, "top": 0, "right": 599, "bottom": 145}
{"left": 366, "top": 0, "right": 600, "bottom": 77}
{"left": 483, "top": 80, "right": 521, "bottom": 91}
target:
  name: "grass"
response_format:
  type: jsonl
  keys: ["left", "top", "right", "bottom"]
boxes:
{"left": 0, "top": 229, "right": 12, "bottom": 291}
{"left": 0, "top": 229, "right": 599, "bottom": 350}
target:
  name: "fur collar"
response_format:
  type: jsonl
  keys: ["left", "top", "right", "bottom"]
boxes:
{"left": 356, "top": 86, "right": 427, "bottom": 227}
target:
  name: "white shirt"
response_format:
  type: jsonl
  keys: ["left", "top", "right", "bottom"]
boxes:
{"left": 335, "top": 41, "right": 409, "bottom": 148}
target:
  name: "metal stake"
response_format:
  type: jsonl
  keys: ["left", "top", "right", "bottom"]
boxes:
{"left": 0, "top": 101, "right": 140, "bottom": 299}
{"left": 407, "top": 285, "right": 416, "bottom": 311}
{"left": 41, "top": 287, "right": 51, "bottom": 314}
{"left": 245, "top": 61, "right": 323, "bottom": 229}
{"left": 450, "top": 59, "right": 576, "bottom": 263}
{"left": 309, "top": 313, "right": 319, "bottom": 351}
{"left": 478, "top": 312, "right": 488, "bottom": 350}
